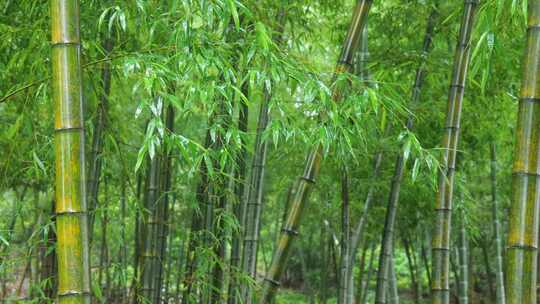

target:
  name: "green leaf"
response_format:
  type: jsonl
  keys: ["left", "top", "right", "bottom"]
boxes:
{"left": 32, "top": 152, "right": 46, "bottom": 175}
{"left": 227, "top": 0, "right": 240, "bottom": 29}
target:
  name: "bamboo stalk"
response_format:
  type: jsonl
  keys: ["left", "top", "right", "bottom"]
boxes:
{"left": 228, "top": 80, "right": 250, "bottom": 304}
{"left": 259, "top": 1, "right": 372, "bottom": 302}
{"left": 87, "top": 37, "right": 114, "bottom": 242}
{"left": 430, "top": 1, "right": 479, "bottom": 303}
{"left": 505, "top": 2, "right": 540, "bottom": 303}
{"left": 239, "top": 8, "right": 287, "bottom": 304}
{"left": 403, "top": 236, "right": 420, "bottom": 303}
{"left": 339, "top": 168, "right": 351, "bottom": 304}
{"left": 388, "top": 253, "right": 399, "bottom": 304}
{"left": 374, "top": 6, "right": 438, "bottom": 304}
{"left": 343, "top": 22, "right": 374, "bottom": 304}
{"left": 458, "top": 220, "right": 468, "bottom": 304}
{"left": 154, "top": 104, "right": 175, "bottom": 304}
{"left": 490, "top": 143, "right": 506, "bottom": 304}
{"left": 360, "top": 242, "right": 376, "bottom": 304}
{"left": 50, "top": 0, "right": 91, "bottom": 303}
{"left": 138, "top": 155, "right": 161, "bottom": 303}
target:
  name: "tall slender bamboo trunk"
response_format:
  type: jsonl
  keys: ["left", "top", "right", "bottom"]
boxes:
{"left": 98, "top": 182, "right": 109, "bottom": 300}
{"left": 228, "top": 82, "right": 249, "bottom": 304}
{"left": 480, "top": 240, "right": 495, "bottom": 300}
{"left": 347, "top": 24, "right": 381, "bottom": 290}
{"left": 138, "top": 155, "right": 161, "bottom": 303}
{"left": 182, "top": 133, "right": 211, "bottom": 304}
{"left": 360, "top": 242, "right": 377, "bottom": 304}
{"left": 87, "top": 37, "right": 113, "bottom": 241}
{"left": 320, "top": 222, "right": 329, "bottom": 303}
{"left": 489, "top": 143, "right": 505, "bottom": 304}
{"left": 154, "top": 104, "right": 175, "bottom": 304}
{"left": 388, "top": 253, "right": 399, "bottom": 304}
{"left": 39, "top": 202, "right": 57, "bottom": 301}
{"left": 239, "top": 9, "right": 287, "bottom": 304}
{"left": 403, "top": 236, "right": 420, "bottom": 303}
{"left": 120, "top": 178, "right": 128, "bottom": 303}
{"left": 421, "top": 232, "right": 432, "bottom": 290}
{"left": 505, "top": 2, "right": 540, "bottom": 303}
{"left": 458, "top": 220, "right": 468, "bottom": 304}
{"left": 431, "top": 1, "right": 479, "bottom": 303}
{"left": 50, "top": 1, "right": 91, "bottom": 303}
{"left": 374, "top": 7, "right": 438, "bottom": 303}
{"left": 339, "top": 168, "right": 351, "bottom": 304}
{"left": 259, "top": 2, "right": 372, "bottom": 302}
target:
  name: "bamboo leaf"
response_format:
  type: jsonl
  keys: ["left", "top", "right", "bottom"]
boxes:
{"left": 32, "top": 152, "right": 46, "bottom": 175}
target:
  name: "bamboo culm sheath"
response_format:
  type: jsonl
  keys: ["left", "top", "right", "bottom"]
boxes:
{"left": 430, "top": 1, "right": 479, "bottom": 303}
{"left": 50, "top": 0, "right": 91, "bottom": 303}
{"left": 258, "top": 1, "right": 373, "bottom": 303}
{"left": 505, "top": 1, "right": 540, "bottom": 303}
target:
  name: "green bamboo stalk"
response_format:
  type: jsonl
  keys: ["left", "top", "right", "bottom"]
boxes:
{"left": 402, "top": 236, "right": 420, "bottom": 303}
{"left": 320, "top": 222, "right": 329, "bottom": 303}
{"left": 374, "top": 7, "right": 438, "bottom": 304}
{"left": 339, "top": 168, "right": 351, "bottom": 304}
{"left": 228, "top": 81, "right": 249, "bottom": 304}
{"left": 481, "top": 240, "right": 495, "bottom": 300}
{"left": 39, "top": 202, "right": 57, "bottom": 301}
{"left": 360, "top": 242, "right": 376, "bottom": 304}
{"left": 355, "top": 240, "right": 369, "bottom": 302}
{"left": 154, "top": 104, "right": 175, "bottom": 304}
{"left": 239, "top": 9, "right": 287, "bottom": 304}
{"left": 259, "top": 2, "right": 372, "bottom": 302}
{"left": 505, "top": 2, "right": 540, "bottom": 303}
{"left": 87, "top": 37, "right": 114, "bottom": 242}
{"left": 431, "top": 1, "right": 479, "bottom": 303}
{"left": 120, "top": 178, "right": 128, "bottom": 303}
{"left": 458, "top": 221, "right": 468, "bottom": 304}
{"left": 50, "top": 0, "right": 91, "bottom": 303}
{"left": 138, "top": 155, "right": 161, "bottom": 303}
{"left": 181, "top": 133, "right": 211, "bottom": 304}
{"left": 490, "top": 143, "right": 505, "bottom": 304}
{"left": 343, "top": 21, "right": 372, "bottom": 304}
{"left": 421, "top": 232, "right": 432, "bottom": 290}
{"left": 388, "top": 253, "right": 399, "bottom": 304}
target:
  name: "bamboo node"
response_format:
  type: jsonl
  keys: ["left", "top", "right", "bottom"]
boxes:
{"left": 507, "top": 244, "right": 537, "bottom": 251}
{"left": 54, "top": 126, "right": 84, "bottom": 133}
{"left": 431, "top": 287, "right": 451, "bottom": 291}
{"left": 263, "top": 277, "right": 281, "bottom": 287}
{"left": 51, "top": 41, "right": 80, "bottom": 48}
{"left": 521, "top": 97, "right": 540, "bottom": 103}
{"left": 57, "top": 290, "right": 90, "bottom": 297}
{"left": 300, "top": 176, "right": 316, "bottom": 184}
{"left": 432, "top": 247, "right": 450, "bottom": 251}
{"left": 281, "top": 228, "right": 299, "bottom": 236}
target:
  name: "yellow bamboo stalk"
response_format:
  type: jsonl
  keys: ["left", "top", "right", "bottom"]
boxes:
{"left": 505, "top": 2, "right": 540, "bottom": 303}
{"left": 50, "top": 1, "right": 91, "bottom": 303}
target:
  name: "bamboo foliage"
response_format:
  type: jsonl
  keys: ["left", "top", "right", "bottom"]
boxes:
{"left": 50, "top": 0, "right": 91, "bottom": 303}
{"left": 431, "top": 1, "right": 479, "bottom": 303}
{"left": 505, "top": 1, "right": 540, "bottom": 303}
{"left": 259, "top": 1, "right": 373, "bottom": 303}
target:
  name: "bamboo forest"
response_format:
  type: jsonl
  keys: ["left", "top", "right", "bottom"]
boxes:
{"left": 4, "top": 0, "right": 540, "bottom": 303}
